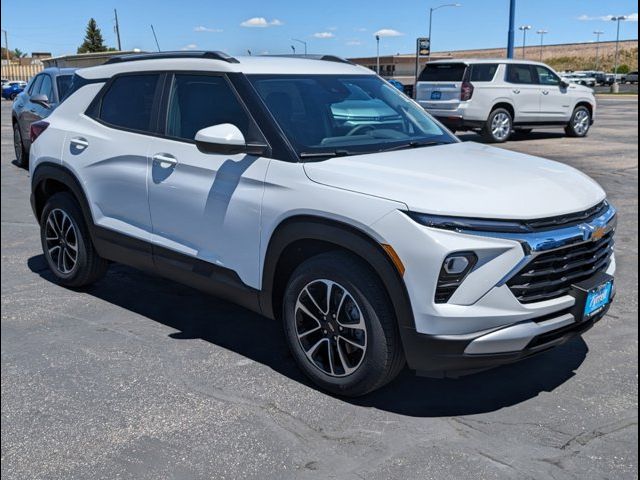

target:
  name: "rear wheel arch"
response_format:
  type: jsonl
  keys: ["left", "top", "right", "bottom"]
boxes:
{"left": 260, "top": 215, "right": 415, "bottom": 332}
{"left": 491, "top": 101, "right": 515, "bottom": 119}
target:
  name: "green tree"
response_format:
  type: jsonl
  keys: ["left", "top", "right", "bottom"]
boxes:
{"left": 77, "top": 18, "right": 108, "bottom": 53}
{"left": 12, "top": 48, "right": 27, "bottom": 58}
{"left": 614, "top": 64, "right": 630, "bottom": 74}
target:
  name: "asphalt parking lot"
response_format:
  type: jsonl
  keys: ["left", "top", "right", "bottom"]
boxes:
{"left": 1, "top": 97, "right": 638, "bottom": 480}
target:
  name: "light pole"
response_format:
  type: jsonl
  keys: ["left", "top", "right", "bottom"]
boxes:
{"left": 292, "top": 38, "right": 307, "bottom": 55}
{"left": 290, "top": 45, "right": 296, "bottom": 55}
{"left": 1, "top": 29, "right": 9, "bottom": 62}
{"left": 593, "top": 30, "right": 604, "bottom": 71}
{"left": 536, "top": 29, "right": 547, "bottom": 62}
{"left": 428, "top": 3, "right": 462, "bottom": 59}
{"left": 611, "top": 16, "right": 626, "bottom": 90}
{"left": 507, "top": 0, "right": 516, "bottom": 58}
{"left": 519, "top": 25, "right": 532, "bottom": 58}
{"left": 376, "top": 35, "right": 380, "bottom": 74}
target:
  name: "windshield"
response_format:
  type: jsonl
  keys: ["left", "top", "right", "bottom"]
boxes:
{"left": 56, "top": 75, "right": 73, "bottom": 100}
{"left": 248, "top": 74, "right": 456, "bottom": 158}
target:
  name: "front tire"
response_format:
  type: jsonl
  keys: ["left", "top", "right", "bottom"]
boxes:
{"left": 565, "top": 106, "right": 591, "bottom": 138}
{"left": 40, "top": 192, "right": 109, "bottom": 288}
{"left": 482, "top": 108, "right": 513, "bottom": 143}
{"left": 13, "top": 122, "right": 28, "bottom": 168}
{"left": 283, "top": 251, "right": 405, "bottom": 397}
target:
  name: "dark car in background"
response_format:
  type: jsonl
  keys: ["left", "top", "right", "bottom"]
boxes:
{"left": 2, "top": 81, "right": 27, "bottom": 100}
{"left": 12, "top": 67, "right": 76, "bottom": 168}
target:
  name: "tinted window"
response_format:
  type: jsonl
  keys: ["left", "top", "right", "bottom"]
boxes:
{"left": 56, "top": 75, "right": 73, "bottom": 100}
{"left": 469, "top": 64, "right": 499, "bottom": 82}
{"left": 98, "top": 74, "right": 160, "bottom": 131}
{"left": 419, "top": 63, "right": 467, "bottom": 82}
{"left": 535, "top": 66, "right": 560, "bottom": 86}
{"left": 28, "top": 75, "right": 43, "bottom": 95}
{"left": 506, "top": 65, "right": 536, "bottom": 84}
{"left": 40, "top": 75, "right": 53, "bottom": 100}
{"left": 166, "top": 74, "right": 262, "bottom": 142}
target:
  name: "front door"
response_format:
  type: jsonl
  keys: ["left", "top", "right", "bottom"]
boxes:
{"left": 535, "top": 66, "right": 572, "bottom": 122}
{"left": 147, "top": 73, "right": 271, "bottom": 289}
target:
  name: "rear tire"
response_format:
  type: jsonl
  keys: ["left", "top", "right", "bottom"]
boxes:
{"left": 13, "top": 122, "right": 28, "bottom": 168}
{"left": 565, "top": 106, "right": 591, "bottom": 138}
{"left": 282, "top": 251, "right": 405, "bottom": 397}
{"left": 481, "top": 108, "right": 513, "bottom": 143}
{"left": 40, "top": 192, "right": 109, "bottom": 288}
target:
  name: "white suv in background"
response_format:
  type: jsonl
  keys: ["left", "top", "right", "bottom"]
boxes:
{"left": 415, "top": 59, "right": 597, "bottom": 143}
{"left": 29, "top": 52, "right": 616, "bottom": 396}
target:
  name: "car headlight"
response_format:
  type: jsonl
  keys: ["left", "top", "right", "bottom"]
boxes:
{"left": 406, "top": 211, "right": 530, "bottom": 233}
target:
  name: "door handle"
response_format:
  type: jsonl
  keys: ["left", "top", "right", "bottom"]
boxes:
{"left": 70, "top": 137, "right": 89, "bottom": 150}
{"left": 512, "top": 89, "right": 521, "bottom": 94}
{"left": 152, "top": 153, "right": 178, "bottom": 169}
{"left": 542, "top": 90, "right": 550, "bottom": 95}
{"left": 29, "top": 108, "right": 37, "bottom": 113}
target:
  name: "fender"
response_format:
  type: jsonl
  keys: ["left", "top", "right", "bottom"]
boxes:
{"left": 259, "top": 215, "right": 416, "bottom": 334}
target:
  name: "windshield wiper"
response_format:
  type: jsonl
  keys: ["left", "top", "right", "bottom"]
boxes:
{"left": 379, "top": 140, "right": 448, "bottom": 153}
{"left": 299, "top": 149, "right": 355, "bottom": 160}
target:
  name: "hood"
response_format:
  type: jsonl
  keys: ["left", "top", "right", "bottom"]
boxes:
{"left": 303, "top": 142, "right": 606, "bottom": 220}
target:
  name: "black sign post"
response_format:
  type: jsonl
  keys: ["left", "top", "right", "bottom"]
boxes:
{"left": 414, "top": 37, "right": 430, "bottom": 97}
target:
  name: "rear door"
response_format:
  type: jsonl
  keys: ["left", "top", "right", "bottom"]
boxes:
{"left": 504, "top": 64, "right": 541, "bottom": 123}
{"left": 61, "top": 73, "right": 162, "bottom": 266}
{"left": 415, "top": 62, "right": 467, "bottom": 111}
{"left": 534, "top": 65, "right": 572, "bottom": 122}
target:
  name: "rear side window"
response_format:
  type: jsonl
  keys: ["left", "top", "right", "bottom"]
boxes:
{"left": 469, "top": 64, "right": 499, "bottom": 82}
{"left": 56, "top": 75, "right": 73, "bottom": 100}
{"left": 419, "top": 63, "right": 467, "bottom": 82}
{"left": 96, "top": 74, "right": 161, "bottom": 132}
{"left": 40, "top": 75, "right": 53, "bottom": 100}
{"left": 506, "top": 65, "right": 536, "bottom": 84}
{"left": 165, "top": 74, "right": 263, "bottom": 142}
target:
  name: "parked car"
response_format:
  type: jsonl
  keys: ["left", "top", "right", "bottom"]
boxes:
{"left": 29, "top": 51, "right": 616, "bottom": 396}
{"left": 594, "top": 72, "right": 614, "bottom": 86}
{"left": 386, "top": 78, "right": 405, "bottom": 92}
{"left": 2, "top": 81, "right": 27, "bottom": 100}
{"left": 625, "top": 71, "right": 638, "bottom": 84}
{"left": 1, "top": 78, "right": 8, "bottom": 87}
{"left": 12, "top": 67, "right": 76, "bottom": 168}
{"left": 415, "top": 59, "right": 596, "bottom": 142}
{"left": 561, "top": 73, "right": 597, "bottom": 88}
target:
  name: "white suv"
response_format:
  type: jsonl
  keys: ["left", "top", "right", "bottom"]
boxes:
{"left": 415, "top": 59, "right": 597, "bottom": 143}
{"left": 29, "top": 52, "right": 616, "bottom": 396}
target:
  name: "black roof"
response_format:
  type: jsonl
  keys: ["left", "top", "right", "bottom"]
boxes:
{"left": 104, "top": 51, "right": 239, "bottom": 65}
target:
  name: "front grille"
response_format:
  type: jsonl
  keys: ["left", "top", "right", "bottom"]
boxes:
{"left": 507, "top": 231, "right": 615, "bottom": 304}
{"left": 523, "top": 201, "right": 609, "bottom": 231}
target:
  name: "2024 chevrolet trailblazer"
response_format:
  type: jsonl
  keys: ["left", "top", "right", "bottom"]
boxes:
{"left": 28, "top": 52, "right": 616, "bottom": 396}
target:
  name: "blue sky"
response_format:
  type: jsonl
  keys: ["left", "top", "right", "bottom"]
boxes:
{"left": 1, "top": 0, "right": 638, "bottom": 58}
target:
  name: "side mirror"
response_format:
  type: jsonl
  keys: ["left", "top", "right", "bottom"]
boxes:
{"left": 560, "top": 81, "right": 570, "bottom": 89}
{"left": 31, "top": 93, "right": 51, "bottom": 108}
{"left": 194, "top": 123, "right": 268, "bottom": 156}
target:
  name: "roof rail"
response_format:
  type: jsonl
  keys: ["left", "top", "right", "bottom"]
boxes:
{"left": 263, "top": 54, "right": 355, "bottom": 65}
{"left": 104, "top": 51, "right": 240, "bottom": 65}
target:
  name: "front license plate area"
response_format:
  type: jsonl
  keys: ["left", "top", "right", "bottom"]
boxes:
{"left": 570, "top": 272, "right": 614, "bottom": 322}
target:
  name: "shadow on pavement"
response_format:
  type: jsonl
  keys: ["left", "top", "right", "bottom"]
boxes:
{"left": 457, "top": 131, "right": 567, "bottom": 143}
{"left": 28, "top": 254, "right": 587, "bottom": 418}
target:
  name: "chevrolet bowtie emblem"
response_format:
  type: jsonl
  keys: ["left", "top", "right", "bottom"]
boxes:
{"left": 592, "top": 226, "right": 607, "bottom": 241}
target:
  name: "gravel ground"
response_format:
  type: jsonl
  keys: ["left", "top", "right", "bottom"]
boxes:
{"left": 1, "top": 97, "right": 638, "bottom": 480}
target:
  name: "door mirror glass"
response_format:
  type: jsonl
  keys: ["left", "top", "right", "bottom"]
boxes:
{"left": 194, "top": 123, "right": 267, "bottom": 156}
{"left": 31, "top": 93, "right": 51, "bottom": 108}
{"left": 560, "top": 80, "right": 570, "bottom": 89}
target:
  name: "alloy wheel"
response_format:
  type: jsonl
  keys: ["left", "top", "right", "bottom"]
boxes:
{"left": 44, "top": 208, "right": 79, "bottom": 274}
{"left": 294, "top": 279, "right": 367, "bottom": 377}
{"left": 491, "top": 112, "right": 511, "bottom": 141}
{"left": 573, "top": 110, "right": 590, "bottom": 136}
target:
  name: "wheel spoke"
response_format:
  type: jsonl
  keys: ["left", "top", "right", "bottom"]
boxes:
{"left": 326, "top": 341, "right": 335, "bottom": 375}
{"left": 296, "top": 299, "right": 321, "bottom": 325}
{"left": 305, "top": 338, "right": 327, "bottom": 357}
{"left": 298, "top": 325, "right": 321, "bottom": 339}
{"left": 304, "top": 286, "right": 327, "bottom": 316}
{"left": 338, "top": 335, "right": 365, "bottom": 350}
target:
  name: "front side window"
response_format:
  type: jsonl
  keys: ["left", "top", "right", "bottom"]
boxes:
{"left": 535, "top": 66, "right": 560, "bottom": 86}
{"left": 165, "top": 74, "right": 263, "bottom": 142}
{"left": 506, "top": 64, "right": 536, "bottom": 84}
{"left": 249, "top": 74, "right": 456, "bottom": 158}
{"left": 97, "top": 74, "right": 160, "bottom": 132}
{"left": 28, "top": 75, "right": 43, "bottom": 95}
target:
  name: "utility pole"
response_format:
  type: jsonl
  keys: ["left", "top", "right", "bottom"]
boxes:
{"left": 114, "top": 9, "right": 122, "bottom": 51}
{"left": 507, "top": 0, "right": 516, "bottom": 58}
{"left": 519, "top": 25, "right": 532, "bottom": 58}
{"left": 1, "top": 29, "right": 9, "bottom": 62}
{"left": 536, "top": 29, "right": 547, "bottom": 62}
{"left": 593, "top": 30, "right": 604, "bottom": 70}
{"left": 292, "top": 39, "right": 307, "bottom": 55}
{"left": 376, "top": 35, "right": 380, "bottom": 74}
{"left": 290, "top": 45, "right": 296, "bottom": 55}
{"left": 611, "top": 16, "right": 626, "bottom": 92}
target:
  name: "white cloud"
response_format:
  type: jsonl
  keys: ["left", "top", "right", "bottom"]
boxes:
{"left": 346, "top": 40, "right": 362, "bottom": 46}
{"left": 181, "top": 44, "right": 198, "bottom": 50}
{"left": 374, "top": 29, "right": 403, "bottom": 37}
{"left": 578, "top": 12, "right": 638, "bottom": 21}
{"left": 240, "top": 17, "right": 284, "bottom": 27}
{"left": 313, "top": 32, "right": 335, "bottom": 39}
{"left": 194, "top": 26, "right": 223, "bottom": 32}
